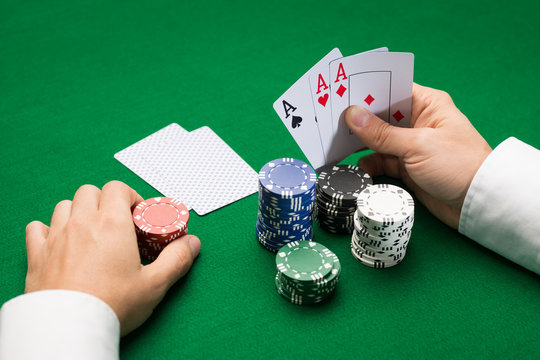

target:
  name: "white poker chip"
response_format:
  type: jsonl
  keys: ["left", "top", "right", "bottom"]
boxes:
{"left": 351, "top": 184, "right": 414, "bottom": 269}
{"left": 356, "top": 184, "right": 414, "bottom": 226}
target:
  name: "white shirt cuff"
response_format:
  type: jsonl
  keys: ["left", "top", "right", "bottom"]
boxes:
{"left": 459, "top": 137, "right": 540, "bottom": 274}
{"left": 0, "top": 290, "right": 120, "bottom": 360}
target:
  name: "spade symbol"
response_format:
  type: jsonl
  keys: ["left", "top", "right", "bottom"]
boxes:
{"left": 292, "top": 115, "right": 302, "bottom": 128}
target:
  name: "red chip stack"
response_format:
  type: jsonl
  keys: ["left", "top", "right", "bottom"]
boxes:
{"left": 132, "top": 197, "right": 190, "bottom": 261}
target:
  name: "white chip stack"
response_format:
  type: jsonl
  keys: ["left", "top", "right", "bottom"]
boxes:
{"left": 351, "top": 184, "right": 415, "bottom": 268}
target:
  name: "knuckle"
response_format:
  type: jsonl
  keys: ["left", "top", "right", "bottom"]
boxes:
{"left": 434, "top": 89, "right": 453, "bottom": 104}
{"left": 55, "top": 199, "right": 71, "bottom": 211}
{"left": 102, "top": 180, "right": 128, "bottom": 193}
{"left": 77, "top": 184, "right": 99, "bottom": 193}
{"left": 52, "top": 200, "right": 72, "bottom": 217}
{"left": 26, "top": 220, "right": 40, "bottom": 234}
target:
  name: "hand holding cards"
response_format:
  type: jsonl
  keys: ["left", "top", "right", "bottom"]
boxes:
{"left": 274, "top": 48, "right": 414, "bottom": 168}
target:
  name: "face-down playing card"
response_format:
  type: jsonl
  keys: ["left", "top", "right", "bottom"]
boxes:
{"left": 115, "top": 123, "right": 191, "bottom": 206}
{"left": 326, "top": 52, "right": 414, "bottom": 164}
{"left": 273, "top": 48, "right": 342, "bottom": 170}
{"left": 115, "top": 124, "right": 259, "bottom": 215}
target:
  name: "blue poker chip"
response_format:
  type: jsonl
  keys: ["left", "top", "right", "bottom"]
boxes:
{"left": 257, "top": 233, "right": 312, "bottom": 245}
{"left": 258, "top": 158, "right": 317, "bottom": 198}
{"left": 256, "top": 220, "right": 312, "bottom": 239}
{"left": 259, "top": 202, "right": 314, "bottom": 215}
{"left": 256, "top": 228, "right": 313, "bottom": 245}
{"left": 259, "top": 187, "right": 316, "bottom": 202}
{"left": 257, "top": 217, "right": 312, "bottom": 234}
{"left": 259, "top": 193, "right": 316, "bottom": 208}
{"left": 259, "top": 218, "right": 312, "bottom": 231}
{"left": 257, "top": 239, "right": 279, "bottom": 253}
{"left": 256, "top": 158, "right": 317, "bottom": 253}
{"left": 258, "top": 208, "right": 312, "bottom": 222}
{"left": 259, "top": 197, "right": 315, "bottom": 212}
{"left": 258, "top": 210, "right": 312, "bottom": 224}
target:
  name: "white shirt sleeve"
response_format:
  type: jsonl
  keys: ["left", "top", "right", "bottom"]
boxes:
{"left": 459, "top": 137, "right": 540, "bottom": 274}
{"left": 0, "top": 290, "right": 120, "bottom": 360}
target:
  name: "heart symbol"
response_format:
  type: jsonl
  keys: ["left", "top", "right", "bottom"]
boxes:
{"left": 318, "top": 93, "right": 329, "bottom": 107}
{"left": 292, "top": 115, "right": 302, "bottom": 128}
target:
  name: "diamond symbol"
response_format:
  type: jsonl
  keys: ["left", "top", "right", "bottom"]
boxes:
{"left": 393, "top": 110, "right": 404, "bottom": 122}
{"left": 336, "top": 84, "right": 346, "bottom": 97}
{"left": 364, "top": 94, "right": 375, "bottom": 105}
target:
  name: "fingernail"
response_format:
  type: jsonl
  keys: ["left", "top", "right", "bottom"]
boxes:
{"left": 189, "top": 236, "right": 201, "bottom": 258}
{"left": 349, "top": 106, "right": 370, "bottom": 128}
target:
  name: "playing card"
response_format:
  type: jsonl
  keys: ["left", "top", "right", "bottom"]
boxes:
{"left": 349, "top": 71, "right": 391, "bottom": 122}
{"left": 273, "top": 48, "right": 342, "bottom": 170}
{"left": 308, "top": 47, "right": 387, "bottom": 162}
{"left": 326, "top": 52, "right": 414, "bottom": 164}
{"left": 114, "top": 123, "right": 190, "bottom": 205}
{"left": 115, "top": 124, "right": 259, "bottom": 215}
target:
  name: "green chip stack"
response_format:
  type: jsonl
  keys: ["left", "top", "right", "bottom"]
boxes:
{"left": 275, "top": 241, "right": 341, "bottom": 305}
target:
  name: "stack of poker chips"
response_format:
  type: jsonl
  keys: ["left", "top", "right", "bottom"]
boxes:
{"left": 351, "top": 184, "right": 414, "bottom": 268}
{"left": 275, "top": 241, "right": 341, "bottom": 305}
{"left": 132, "top": 197, "right": 190, "bottom": 261}
{"left": 256, "top": 158, "right": 316, "bottom": 252}
{"left": 315, "top": 164, "right": 372, "bottom": 234}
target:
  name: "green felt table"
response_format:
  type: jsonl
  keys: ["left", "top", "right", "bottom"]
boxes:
{"left": 1, "top": 0, "right": 540, "bottom": 359}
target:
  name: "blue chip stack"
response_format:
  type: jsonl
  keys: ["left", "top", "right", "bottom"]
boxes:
{"left": 256, "top": 158, "right": 317, "bottom": 252}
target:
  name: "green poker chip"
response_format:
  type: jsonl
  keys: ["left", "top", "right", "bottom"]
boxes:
{"left": 275, "top": 275, "right": 332, "bottom": 305}
{"left": 275, "top": 241, "right": 341, "bottom": 305}
{"left": 276, "top": 241, "right": 335, "bottom": 282}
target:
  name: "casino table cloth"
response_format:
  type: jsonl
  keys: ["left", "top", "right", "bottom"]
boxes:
{"left": 1, "top": 0, "right": 540, "bottom": 359}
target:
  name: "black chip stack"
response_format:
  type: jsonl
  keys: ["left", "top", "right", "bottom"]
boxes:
{"left": 315, "top": 164, "right": 372, "bottom": 234}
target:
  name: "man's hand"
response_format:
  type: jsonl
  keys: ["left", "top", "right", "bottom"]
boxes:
{"left": 345, "top": 83, "right": 492, "bottom": 228}
{"left": 24, "top": 181, "right": 201, "bottom": 335}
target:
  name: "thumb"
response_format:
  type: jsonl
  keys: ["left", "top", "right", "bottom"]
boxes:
{"left": 144, "top": 235, "right": 201, "bottom": 291}
{"left": 345, "top": 106, "right": 416, "bottom": 157}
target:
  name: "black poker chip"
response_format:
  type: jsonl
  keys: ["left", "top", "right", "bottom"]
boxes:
{"left": 316, "top": 164, "right": 372, "bottom": 203}
{"left": 315, "top": 164, "right": 372, "bottom": 234}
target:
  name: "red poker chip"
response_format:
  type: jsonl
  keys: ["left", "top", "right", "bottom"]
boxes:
{"left": 139, "top": 247, "right": 159, "bottom": 261}
{"left": 133, "top": 197, "right": 189, "bottom": 237}
{"left": 136, "top": 227, "right": 189, "bottom": 244}
{"left": 138, "top": 240, "right": 166, "bottom": 251}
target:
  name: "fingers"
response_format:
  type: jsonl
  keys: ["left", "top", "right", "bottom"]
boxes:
{"left": 144, "top": 235, "right": 201, "bottom": 291}
{"left": 345, "top": 106, "right": 418, "bottom": 157}
{"left": 25, "top": 221, "right": 49, "bottom": 269}
{"left": 99, "top": 181, "right": 144, "bottom": 220}
{"left": 411, "top": 83, "right": 456, "bottom": 127}
{"left": 71, "top": 184, "right": 101, "bottom": 217}
{"left": 49, "top": 200, "right": 72, "bottom": 230}
{"left": 358, "top": 153, "right": 401, "bottom": 178}
{"left": 411, "top": 83, "right": 431, "bottom": 127}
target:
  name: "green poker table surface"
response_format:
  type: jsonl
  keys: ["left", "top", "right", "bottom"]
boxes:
{"left": 1, "top": 1, "right": 539, "bottom": 359}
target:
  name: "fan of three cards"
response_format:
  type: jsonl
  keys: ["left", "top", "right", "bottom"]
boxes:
{"left": 273, "top": 47, "right": 414, "bottom": 170}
